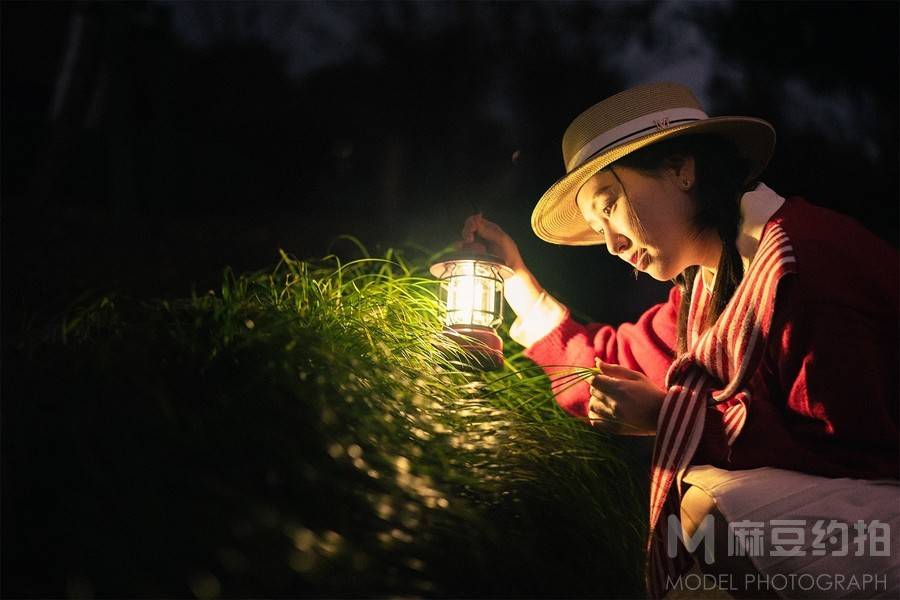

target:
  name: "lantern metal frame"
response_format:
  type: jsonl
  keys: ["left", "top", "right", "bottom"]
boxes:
{"left": 430, "top": 251, "right": 514, "bottom": 371}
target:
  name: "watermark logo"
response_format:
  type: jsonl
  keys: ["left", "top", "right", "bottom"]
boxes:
{"left": 665, "top": 517, "right": 893, "bottom": 594}
{"left": 667, "top": 572, "right": 890, "bottom": 594}
{"left": 668, "top": 514, "right": 715, "bottom": 563}
{"left": 667, "top": 516, "right": 891, "bottom": 561}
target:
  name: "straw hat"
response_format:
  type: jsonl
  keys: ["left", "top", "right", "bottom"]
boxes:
{"left": 531, "top": 82, "right": 776, "bottom": 245}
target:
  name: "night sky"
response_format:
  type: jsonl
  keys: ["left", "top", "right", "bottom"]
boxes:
{"left": 3, "top": 0, "right": 899, "bottom": 330}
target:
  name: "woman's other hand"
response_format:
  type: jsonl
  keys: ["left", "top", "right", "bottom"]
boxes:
{"left": 459, "top": 214, "right": 546, "bottom": 316}
{"left": 588, "top": 359, "right": 664, "bottom": 436}
{"left": 460, "top": 214, "right": 525, "bottom": 273}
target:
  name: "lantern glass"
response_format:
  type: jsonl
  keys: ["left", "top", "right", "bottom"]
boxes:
{"left": 438, "top": 260, "right": 503, "bottom": 328}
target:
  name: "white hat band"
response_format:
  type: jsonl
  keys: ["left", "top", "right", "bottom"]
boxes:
{"left": 566, "top": 107, "right": 709, "bottom": 172}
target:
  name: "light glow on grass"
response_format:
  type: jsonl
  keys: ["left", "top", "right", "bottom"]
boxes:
{"left": 7, "top": 241, "right": 648, "bottom": 598}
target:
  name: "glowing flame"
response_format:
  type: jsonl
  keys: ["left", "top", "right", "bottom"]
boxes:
{"left": 443, "top": 261, "right": 501, "bottom": 328}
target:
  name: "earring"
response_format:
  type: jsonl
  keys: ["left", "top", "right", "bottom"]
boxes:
{"left": 681, "top": 179, "right": 692, "bottom": 189}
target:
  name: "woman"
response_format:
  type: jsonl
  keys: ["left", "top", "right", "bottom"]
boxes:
{"left": 461, "top": 83, "right": 898, "bottom": 597}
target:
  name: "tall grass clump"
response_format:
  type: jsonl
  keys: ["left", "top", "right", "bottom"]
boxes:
{"left": 3, "top": 243, "right": 647, "bottom": 598}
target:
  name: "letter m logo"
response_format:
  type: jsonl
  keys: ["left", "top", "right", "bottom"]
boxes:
{"left": 668, "top": 514, "right": 716, "bottom": 564}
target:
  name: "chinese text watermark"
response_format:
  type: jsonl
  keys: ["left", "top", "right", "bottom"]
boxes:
{"left": 668, "top": 516, "right": 891, "bottom": 562}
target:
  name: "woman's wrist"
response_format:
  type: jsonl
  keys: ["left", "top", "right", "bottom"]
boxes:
{"left": 504, "top": 267, "right": 543, "bottom": 317}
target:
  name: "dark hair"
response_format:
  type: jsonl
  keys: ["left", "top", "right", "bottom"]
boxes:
{"left": 612, "top": 134, "right": 755, "bottom": 354}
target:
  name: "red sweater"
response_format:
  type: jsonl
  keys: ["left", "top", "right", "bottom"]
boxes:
{"left": 524, "top": 198, "right": 899, "bottom": 480}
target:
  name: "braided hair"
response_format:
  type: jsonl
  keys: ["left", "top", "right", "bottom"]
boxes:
{"left": 611, "top": 134, "right": 754, "bottom": 354}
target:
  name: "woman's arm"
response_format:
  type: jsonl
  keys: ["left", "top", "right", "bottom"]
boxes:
{"left": 460, "top": 213, "right": 679, "bottom": 420}
{"left": 523, "top": 286, "right": 680, "bottom": 418}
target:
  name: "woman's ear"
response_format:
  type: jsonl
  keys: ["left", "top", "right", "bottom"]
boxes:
{"left": 667, "top": 155, "right": 696, "bottom": 191}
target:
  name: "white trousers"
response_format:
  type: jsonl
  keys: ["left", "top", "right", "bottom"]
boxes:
{"left": 677, "top": 465, "right": 900, "bottom": 599}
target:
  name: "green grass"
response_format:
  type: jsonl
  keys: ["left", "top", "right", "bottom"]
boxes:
{"left": 3, "top": 243, "right": 647, "bottom": 598}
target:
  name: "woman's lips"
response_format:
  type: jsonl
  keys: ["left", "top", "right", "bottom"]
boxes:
{"left": 628, "top": 250, "right": 649, "bottom": 270}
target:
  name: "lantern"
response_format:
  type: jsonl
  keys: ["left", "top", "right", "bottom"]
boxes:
{"left": 430, "top": 252, "right": 513, "bottom": 370}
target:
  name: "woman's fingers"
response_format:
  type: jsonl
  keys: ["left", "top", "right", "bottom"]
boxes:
{"left": 590, "top": 373, "right": 621, "bottom": 395}
{"left": 596, "top": 359, "right": 642, "bottom": 380}
{"left": 590, "top": 376, "right": 620, "bottom": 423}
{"left": 588, "top": 403, "right": 623, "bottom": 434}
{"left": 464, "top": 214, "right": 508, "bottom": 244}
{"left": 461, "top": 213, "right": 482, "bottom": 242}
{"left": 588, "top": 360, "right": 662, "bottom": 437}
{"left": 590, "top": 398, "right": 616, "bottom": 417}
{"left": 459, "top": 214, "right": 525, "bottom": 272}
{"left": 589, "top": 384, "right": 609, "bottom": 400}
{"left": 589, "top": 387, "right": 617, "bottom": 416}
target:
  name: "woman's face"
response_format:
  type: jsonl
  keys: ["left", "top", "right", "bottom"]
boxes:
{"left": 576, "top": 160, "right": 720, "bottom": 281}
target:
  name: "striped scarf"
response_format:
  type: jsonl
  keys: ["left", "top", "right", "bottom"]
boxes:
{"left": 646, "top": 222, "right": 797, "bottom": 598}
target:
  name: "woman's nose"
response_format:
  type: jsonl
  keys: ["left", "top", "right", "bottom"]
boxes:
{"left": 606, "top": 232, "right": 631, "bottom": 256}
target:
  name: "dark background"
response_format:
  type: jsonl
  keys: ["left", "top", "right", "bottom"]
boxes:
{"left": 3, "top": 0, "right": 898, "bottom": 334}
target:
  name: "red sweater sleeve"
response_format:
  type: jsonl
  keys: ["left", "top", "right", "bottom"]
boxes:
{"left": 523, "top": 286, "right": 680, "bottom": 417}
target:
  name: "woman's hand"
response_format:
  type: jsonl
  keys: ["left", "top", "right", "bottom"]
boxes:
{"left": 460, "top": 214, "right": 546, "bottom": 316}
{"left": 588, "top": 359, "right": 664, "bottom": 436}
{"left": 460, "top": 214, "right": 525, "bottom": 273}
